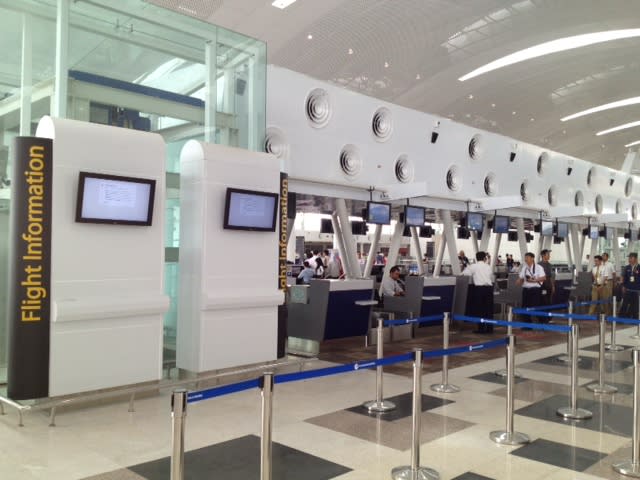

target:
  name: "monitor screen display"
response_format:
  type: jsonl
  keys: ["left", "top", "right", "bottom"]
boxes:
{"left": 404, "top": 205, "right": 425, "bottom": 227}
{"left": 467, "top": 212, "right": 484, "bottom": 231}
{"left": 540, "top": 220, "right": 554, "bottom": 237}
{"left": 590, "top": 225, "right": 599, "bottom": 240}
{"left": 75, "top": 171, "right": 156, "bottom": 226}
{"left": 419, "top": 225, "right": 434, "bottom": 238}
{"left": 351, "top": 221, "right": 367, "bottom": 235}
{"left": 320, "top": 218, "right": 334, "bottom": 234}
{"left": 493, "top": 215, "right": 510, "bottom": 234}
{"left": 556, "top": 222, "right": 568, "bottom": 238}
{"left": 366, "top": 201, "right": 391, "bottom": 225}
{"left": 605, "top": 226, "right": 615, "bottom": 239}
{"left": 223, "top": 187, "right": 279, "bottom": 232}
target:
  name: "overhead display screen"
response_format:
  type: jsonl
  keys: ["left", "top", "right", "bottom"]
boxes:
{"left": 590, "top": 225, "right": 599, "bottom": 240}
{"left": 75, "top": 172, "right": 156, "bottom": 226}
{"left": 404, "top": 205, "right": 426, "bottom": 227}
{"left": 365, "top": 201, "right": 391, "bottom": 225}
{"left": 493, "top": 215, "right": 510, "bottom": 234}
{"left": 540, "top": 220, "right": 554, "bottom": 237}
{"left": 223, "top": 188, "right": 279, "bottom": 232}
{"left": 556, "top": 222, "right": 568, "bottom": 238}
{"left": 467, "top": 212, "right": 484, "bottom": 231}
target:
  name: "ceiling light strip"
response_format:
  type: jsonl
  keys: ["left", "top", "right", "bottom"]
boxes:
{"left": 597, "top": 120, "right": 640, "bottom": 136}
{"left": 626, "top": 140, "right": 640, "bottom": 148}
{"left": 459, "top": 29, "right": 640, "bottom": 82}
{"left": 562, "top": 96, "right": 640, "bottom": 122}
{"left": 272, "top": 0, "right": 297, "bottom": 9}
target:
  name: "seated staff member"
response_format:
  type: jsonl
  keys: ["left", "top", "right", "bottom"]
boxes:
{"left": 462, "top": 251, "right": 494, "bottom": 334}
{"left": 620, "top": 252, "right": 640, "bottom": 318}
{"left": 381, "top": 265, "right": 405, "bottom": 297}
{"left": 297, "top": 261, "right": 316, "bottom": 285}
{"left": 589, "top": 255, "right": 609, "bottom": 315}
{"left": 516, "top": 252, "right": 546, "bottom": 322}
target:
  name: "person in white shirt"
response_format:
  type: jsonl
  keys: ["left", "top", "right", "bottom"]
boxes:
{"left": 462, "top": 251, "right": 495, "bottom": 333}
{"left": 589, "top": 255, "right": 609, "bottom": 315}
{"left": 381, "top": 266, "right": 405, "bottom": 297}
{"left": 516, "top": 252, "right": 546, "bottom": 323}
{"left": 601, "top": 252, "right": 615, "bottom": 315}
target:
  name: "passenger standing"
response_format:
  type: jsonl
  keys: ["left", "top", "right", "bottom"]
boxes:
{"left": 516, "top": 252, "right": 546, "bottom": 322}
{"left": 462, "top": 251, "right": 495, "bottom": 333}
{"left": 620, "top": 253, "right": 640, "bottom": 318}
{"left": 539, "top": 249, "right": 555, "bottom": 308}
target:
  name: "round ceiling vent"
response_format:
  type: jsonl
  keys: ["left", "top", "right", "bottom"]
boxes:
{"left": 587, "top": 167, "right": 596, "bottom": 187}
{"left": 483, "top": 173, "right": 497, "bottom": 196}
{"left": 520, "top": 181, "right": 529, "bottom": 202}
{"left": 548, "top": 185, "right": 557, "bottom": 206}
{"left": 263, "top": 127, "right": 289, "bottom": 160}
{"left": 395, "top": 155, "right": 413, "bottom": 183}
{"left": 305, "top": 88, "right": 331, "bottom": 128}
{"left": 537, "top": 152, "right": 549, "bottom": 176}
{"left": 595, "top": 194, "right": 603, "bottom": 214}
{"left": 616, "top": 199, "right": 624, "bottom": 214}
{"left": 372, "top": 107, "right": 393, "bottom": 141}
{"left": 339, "top": 144, "right": 362, "bottom": 178}
{"left": 446, "top": 165, "right": 462, "bottom": 191}
{"left": 633, "top": 203, "right": 638, "bottom": 220}
{"left": 468, "top": 134, "right": 482, "bottom": 160}
{"left": 626, "top": 177, "right": 634, "bottom": 197}
{"left": 574, "top": 190, "right": 584, "bottom": 207}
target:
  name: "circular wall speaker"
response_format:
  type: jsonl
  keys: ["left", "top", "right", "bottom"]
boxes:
{"left": 305, "top": 88, "right": 332, "bottom": 128}
{"left": 372, "top": 107, "right": 393, "bottom": 141}
{"left": 263, "top": 127, "right": 289, "bottom": 160}
{"left": 446, "top": 165, "right": 462, "bottom": 191}
{"left": 339, "top": 144, "right": 362, "bottom": 179}
{"left": 468, "top": 134, "right": 482, "bottom": 160}
{"left": 483, "top": 173, "right": 497, "bottom": 196}
{"left": 395, "top": 155, "right": 414, "bottom": 183}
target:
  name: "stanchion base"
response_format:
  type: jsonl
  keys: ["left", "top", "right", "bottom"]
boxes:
{"left": 586, "top": 383, "right": 618, "bottom": 394}
{"left": 556, "top": 407, "right": 593, "bottom": 420}
{"left": 613, "top": 460, "right": 640, "bottom": 477}
{"left": 605, "top": 344, "right": 626, "bottom": 352}
{"left": 494, "top": 369, "right": 523, "bottom": 379}
{"left": 430, "top": 383, "right": 460, "bottom": 393}
{"left": 362, "top": 400, "right": 396, "bottom": 413}
{"left": 556, "top": 355, "right": 571, "bottom": 363}
{"left": 391, "top": 465, "right": 440, "bottom": 480}
{"left": 489, "top": 430, "right": 530, "bottom": 446}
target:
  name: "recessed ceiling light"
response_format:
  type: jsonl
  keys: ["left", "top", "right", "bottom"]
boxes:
{"left": 601, "top": 144, "right": 606, "bottom": 149}
{"left": 596, "top": 120, "right": 640, "bottom": 136}
{"left": 307, "top": 34, "right": 313, "bottom": 40}
{"left": 272, "top": 0, "right": 297, "bottom": 8}
{"left": 491, "top": 103, "right": 496, "bottom": 108}
{"left": 416, "top": 74, "right": 421, "bottom": 80}
{"left": 512, "top": 111, "right": 516, "bottom": 115}
{"left": 384, "top": 61, "right": 389, "bottom": 68}
{"left": 348, "top": 48, "right": 354, "bottom": 55}
{"left": 625, "top": 140, "right": 640, "bottom": 148}
{"left": 561, "top": 96, "right": 640, "bottom": 121}
{"left": 562, "top": 130, "right": 567, "bottom": 134}
{"left": 530, "top": 117, "right": 535, "bottom": 122}
{"left": 459, "top": 29, "right": 640, "bottom": 81}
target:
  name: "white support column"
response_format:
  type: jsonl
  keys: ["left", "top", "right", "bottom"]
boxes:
{"left": 380, "top": 221, "right": 405, "bottom": 295}
{"left": 331, "top": 213, "right": 351, "bottom": 278}
{"left": 589, "top": 237, "right": 598, "bottom": 270}
{"left": 543, "top": 235, "right": 553, "bottom": 254}
{"left": 537, "top": 231, "right": 544, "bottom": 259}
{"left": 612, "top": 228, "right": 621, "bottom": 270}
{"left": 579, "top": 233, "right": 586, "bottom": 270}
{"left": 570, "top": 224, "right": 584, "bottom": 270}
{"left": 335, "top": 199, "right": 360, "bottom": 278}
{"left": 471, "top": 231, "right": 479, "bottom": 256}
{"left": 53, "top": 0, "right": 69, "bottom": 118}
{"left": 363, "top": 224, "right": 382, "bottom": 277}
{"left": 440, "top": 209, "right": 461, "bottom": 275}
{"left": 564, "top": 235, "right": 573, "bottom": 270}
{"left": 204, "top": 39, "right": 218, "bottom": 143}
{"left": 20, "top": 13, "right": 33, "bottom": 135}
{"left": 479, "top": 217, "right": 491, "bottom": 252}
{"left": 491, "top": 233, "right": 502, "bottom": 269}
{"left": 516, "top": 218, "right": 528, "bottom": 261}
{"left": 410, "top": 226, "right": 424, "bottom": 275}
{"left": 434, "top": 234, "right": 446, "bottom": 278}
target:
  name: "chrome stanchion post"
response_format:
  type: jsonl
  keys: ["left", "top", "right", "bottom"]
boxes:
{"left": 431, "top": 313, "right": 460, "bottom": 393}
{"left": 495, "top": 307, "right": 522, "bottom": 378}
{"left": 557, "top": 324, "right": 593, "bottom": 419}
{"left": 632, "top": 292, "right": 640, "bottom": 340}
{"left": 260, "top": 372, "right": 274, "bottom": 480}
{"left": 490, "top": 335, "right": 530, "bottom": 445}
{"left": 607, "top": 296, "right": 624, "bottom": 352}
{"left": 587, "top": 314, "right": 618, "bottom": 394}
{"left": 557, "top": 301, "right": 574, "bottom": 363}
{"left": 613, "top": 348, "right": 640, "bottom": 477}
{"left": 391, "top": 349, "right": 439, "bottom": 480}
{"left": 170, "top": 389, "right": 188, "bottom": 480}
{"left": 363, "top": 318, "right": 396, "bottom": 412}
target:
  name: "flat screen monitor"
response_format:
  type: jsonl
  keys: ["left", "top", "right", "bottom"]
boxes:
{"left": 493, "top": 215, "right": 510, "bottom": 234}
{"left": 404, "top": 205, "right": 425, "bottom": 227}
{"left": 402, "top": 225, "right": 412, "bottom": 237}
{"left": 605, "top": 226, "right": 615, "bottom": 239}
{"left": 590, "top": 225, "right": 599, "bottom": 240}
{"left": 75, "top": 171, "right": 156, "bottom": 226}
{"left": 467, "top": 212, "right": 484, "bottom": 231}
{"left": 420, "top": 225, "right": 434, "bottom": 238}
{"left": 365, "top": 201, "right": 391, "bottom": 225}
{"left": 223, "top": 187, "right": 279, "bottom": 232}
{"left": 540, "top": 220, "right": 554, "bottom": 237}
{"left": 351, "top": 221, "right": 367, "bottom": 235}
{"left": 556, "top": 222, "right": 568, "bottom": 238}
{"left": 507, "top": 231, "right": 518, "bottom": 242}
{"left": 320, "top": 218, "right": 334, "bottom": 234}
{"left": 457, "top": 227, "right": 470, "bottom": 239}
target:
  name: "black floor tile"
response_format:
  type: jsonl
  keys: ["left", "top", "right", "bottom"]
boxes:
{"left": 346, "top": 392, "right": 454, "bottom": 422}
{"left": 469, "top": 372, "right": 527, "bottom": 385}
{"left": 580, "top": 344, "right": 633, "bottom": 352}
{"left": 129, "top": 434, "right": 351, "bottom": 480}
{"left": 515, "top": 394, "right": 632, "bottom": 437}
{"left": 533, "top": 355, "right": 632, "bottom": 373}
{"left": 451, "top": 472, "right": 495, "bottom": 480}
{"left": 510, "top": 438, "right": 606, "bottom": 472}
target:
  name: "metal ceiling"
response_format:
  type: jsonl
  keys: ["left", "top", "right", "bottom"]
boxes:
{"left": 151, "top": 0, "right": 640, "bottom": 170}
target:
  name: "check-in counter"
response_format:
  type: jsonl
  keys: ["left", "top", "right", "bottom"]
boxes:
{"left": 554, "top": 272, "right": 575, "bottom": 303}
{"left": 382, "top": 276, "right": 456, "bottom": 318}
{"left": 287, "top": 279, "right": 374, "bottom": 354}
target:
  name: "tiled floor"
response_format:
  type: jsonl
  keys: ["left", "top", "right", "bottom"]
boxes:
{"left": 0, "top": 321, "right": 637, "bottom": 479}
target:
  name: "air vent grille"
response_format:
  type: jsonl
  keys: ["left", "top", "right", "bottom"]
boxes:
{"left": 395, "top": 155, "right": 413, "bottom": 183}
{"left": 633, "top": 203, "right": 638, "bottom": 220}
{"left": 574, "top": 191, "right": 584, "bottom": 207}
{"left": 537, "top": 152, "right": 548, "bottom": 175}
{"left": 446, "top": 166, "right": 462, "bottom": 191}
{"left": 520, "top": 181, "right": 529, "bottom": 202}
{"left": 372, "top": 107, "right": 393, "bottom": 141}
{"left": 483, "top": 173, "right": 497, "bottom": 196}
{"left": 626, "top": 177, "right": 634, "bottom": 197}
{"left": 616, "top": 199, "right": 624, "bottom": 214}
{"left": 339, "top": 145, "right": 362, "bottom": 178}
{"left": 548, "top": 186, "right": 557, "bottom": 206}
{"left": 305, "top": 88, "right": 331, "bottom": 128}
{"left": 263, "top": 127, "right": 289, "bottom": 160}
{"left": 595, "top": 194, "right": 603, "bottom": 214}
{"left": 468, "top": 134, "right": 482, "bottom": 160}
{"left": 587, "top": 167, "right": 595, "bottom": 187}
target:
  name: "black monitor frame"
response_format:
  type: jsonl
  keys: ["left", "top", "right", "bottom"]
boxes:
{"left": 466, "top": 212, "right": 484, "bottom": 232}
{"left": 403, "top": 205, "right": 426, "bottom": 227}
{"left": 365, "top": 201, "right": 392, "bottom": 225}
{"left": 223, "top": 187, "right": 279, "bottom": 232}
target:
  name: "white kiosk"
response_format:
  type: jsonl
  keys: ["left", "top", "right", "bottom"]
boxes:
{"left": 177, "top": 141, "right": 283, "bottom": 373}
{"left": 35, "top": 116, "right": 169, "bottom": 396}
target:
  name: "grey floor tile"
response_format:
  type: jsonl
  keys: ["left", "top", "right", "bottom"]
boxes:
{"left": 346, "top": 392, "right": 454, "bottom": 422}
{"left": 533, "top": 354, "right": 632, "bottom": 373}
{"left": 584, "top": 443, "right": 637, "bottom": 479}
{"left": 490, "top": 379, "right": 569, "bottom": 403}
{"left": 469, "top": 372, "right": 527, "bottom": 385}
{"left": 510, "top": 438, "right": 606, "bottom": 471}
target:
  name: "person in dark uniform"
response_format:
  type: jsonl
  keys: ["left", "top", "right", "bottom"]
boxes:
{"left": 462, "top": 251, "right": 495, "bottom": 333}
{"left": 516, "top": 252, "right": 546, "bottom": 322}
{"left": 620, "top": 252, "right": 640, "bottom": 318}
{"left": 539, "top": 249, "right": 555, "bottom": 313}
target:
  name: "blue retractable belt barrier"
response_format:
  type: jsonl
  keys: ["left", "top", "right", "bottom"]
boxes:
{"left": 525, "top": 303, "right": 567, "bottom": 311}
{"left": 574, "top": 299, "right": 612, "bottom": 307}
{"left": 512, "top": 309, "right": 598, "bottom": 321}
{"left": 422, "top": 337, "right": 508, "bottom": 359}
{"left": 454, "top": 314, "right": 572, "bottom": 333}
{"left": 383, "top": 314, "right": 444, "bottom": 327}
{"left": 606, "top": 316, "right": 640, "bottom": 326}
{"left": 187, "top": 378, "right": 261, "bottom": 404}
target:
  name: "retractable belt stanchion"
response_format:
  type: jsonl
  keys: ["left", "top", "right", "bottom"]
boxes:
{"left": 587, "top": 314, "right": 618, "bottom": 394}
{"left": 632, "top": 293, "right": 640, "bottom": 340}
{"left": 170, "top": 389, "right": 188, "bottom": 480}
{"left": 260, "top": 372, "right": 274, "bottom": 480}
{"left": 557, "top": 301, "right": 574, "bottom": 363}
{"left": 607, "top": 296, "right": 624, "bottom": 352}
{"left": 490, "top": 334, "right": 530, "bottom": 445}
{"left": 613, "top": 348, "right": 640, "bottom": 477}
{"left": 557, "top": 324, "right": 593, "bottom": 420}
{"left": 495, "top": 306, "right": 522, "bottom": 378}
{"left": 363, "top": 318, "right": 396, "bottom": 412}
{"left": 431, "top": 312, "right": 460, "bottom": 393}
{"left": 392, "top": 349, "right": 439, "bottom": 480}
